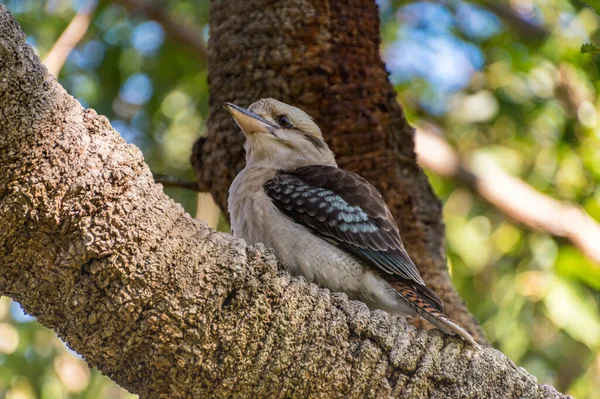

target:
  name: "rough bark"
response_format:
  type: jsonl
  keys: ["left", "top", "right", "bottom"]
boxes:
{"left": 191, "top": 0, "right": 484, "bottom": 340}
{"left": 0, "top": 5, "right": 569, "bottom": 399}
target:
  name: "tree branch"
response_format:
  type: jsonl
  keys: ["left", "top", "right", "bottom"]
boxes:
{"left": 480, "top": 1, "right": 549, "bottom": 40}
{"left": 0, "top": 5, "right": 569, "bottom": 397}
{"left": 43, "top": 0, "right": 97, "bottom": 76}
{"left": 416, "top": 123, "right": 600, "bottom": 264}
{"left": 153, "top": 173, "right": 200, "bottom": 191}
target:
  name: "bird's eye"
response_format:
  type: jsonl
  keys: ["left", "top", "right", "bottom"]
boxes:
{"left": 276, "top": 115, "right": 293, "bottom": 128}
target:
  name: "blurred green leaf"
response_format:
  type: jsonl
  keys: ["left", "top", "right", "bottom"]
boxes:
{"left": 555, "top": 246, "right": 600, "bottom": 291}
{"left": 544, "top": 277, "right": 600, "bottom": 349}
{"left": 581, "top": 43, "right": 600, "bottom": 55}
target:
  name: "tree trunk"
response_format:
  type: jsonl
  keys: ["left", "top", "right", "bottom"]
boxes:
{"left": 0, "top": 4, "right": 569, "bottom": 399}
{"left": 191, "top": 0, "right": 484, "bottom": 340}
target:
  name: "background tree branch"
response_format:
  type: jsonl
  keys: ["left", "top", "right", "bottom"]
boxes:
{"left": 0, "top": 5, "right": 570, "bottom": 398}
{"left": 416, "top": 122, "right": 600, "bottom": 265}
{"left": 153, "top": 173, "right": 201, "bottom": 191}
{"left": 42, "top": 0, "right": 97, "bottom": 76}
{"left": 479, "top": 1, "right": 548, "bottom": 40}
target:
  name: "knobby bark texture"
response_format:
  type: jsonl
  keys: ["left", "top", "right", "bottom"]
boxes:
{"left": 0, "top": 5, "right": 569, "bottom": 399}
{"left": 191, "top": 0, "right": 484, "bottom": 340}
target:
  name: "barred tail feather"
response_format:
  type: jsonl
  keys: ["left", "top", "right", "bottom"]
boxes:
{"left": 406, "top": 297, "right": 480, "bottom": 348}
{"left": 426, "top": 313, "right": 481, "bottom": 349}
{"left": 395, "top": 282, "right": 480, "bottom": 349}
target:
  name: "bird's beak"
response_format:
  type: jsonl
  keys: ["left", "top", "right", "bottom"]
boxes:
{"left": 223, "top": 102, "right": 277, "bottom": 136}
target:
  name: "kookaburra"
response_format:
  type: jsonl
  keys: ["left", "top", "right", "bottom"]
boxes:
{"left": 225, "top": 98, "right": 479, "bottom": 347}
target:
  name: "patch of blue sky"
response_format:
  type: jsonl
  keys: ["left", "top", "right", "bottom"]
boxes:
{"left": 73, "top": 0, "right": 97, "bottom": 13}
{"left": 4, "top": 0, "right": 35, "bottom": 15}
{"left": 376, "top": 0, "right": 391, "bottom": 16}
{"left": 80, "top": 40, "right": 106, "bottom": 69}
{"left": 387, "top": 31, "right": 483, "bottom": 92}
{"left": 132, "top": 21, "right": 165, "bottom": 56}
{"left": 385, "top": 1, "right": 502, "bottom": 114}
{"left": 202, "top": 25, "right": 210, "bottom": 43}
{"left": 516, "top": 3, "right": 546, "bottom": 25}
{"left": 399, "top": 2, "right": 454, "bottom": 34}
{"left": 455, "top": 2, "right": 502, "bottom": 41}
{"left": 76, "top": 97, "right": 89, "bottom": 108}
{"left": 67, "top": 40, "right": 105, "bottom": 71}
{"left": 25, "top": 35, "right": 36, "bottom": 49}
{"left": 131, "top": 109, "right": 151, "bottom": 132}
{"left": 112, "top": 118, "right": 151, "bottom": 151}
{"left": 65, "top": 49, "right": 81, "bottom": 71}
{"left": 112, "top": 119, "right": 142, "bottom": 143}
{"left": 10, "top": 300, "right": 35, "bottom": 323}
{"left": 120, "top": 72, "right": 153, "bottom": 105}
{"left": 558, "top": 11, "right": 589, "bottom": 41}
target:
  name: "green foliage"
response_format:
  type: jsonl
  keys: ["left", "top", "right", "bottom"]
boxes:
{"left": 382, "top": 0, "right": 600, "bottom": 397}
{"left": 582, "top": 43, "right": 600, "bottom": 54}
{"left": 382, "top": 0, "right": 600, "bottom": 396}
{"left": 1, "top": 0, "right": 600, "bottom": 398}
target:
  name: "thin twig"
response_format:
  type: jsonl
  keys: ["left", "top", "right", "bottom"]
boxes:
{"left": 415, "top": 123, "right": 600, "bottom": 264}
{"left": 43, "top": 0, "right": 98, "bottom": 76}
{"left": 154, "top": 173, "right": 201, "bottom": 191}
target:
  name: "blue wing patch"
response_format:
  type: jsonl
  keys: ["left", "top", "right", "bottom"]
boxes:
{"left": 264, "top": 168, "right": 426, "bottom": 286}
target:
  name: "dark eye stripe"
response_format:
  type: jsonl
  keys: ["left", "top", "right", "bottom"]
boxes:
{"left": 301, "top": 132, "right": 326, "bottom": 150}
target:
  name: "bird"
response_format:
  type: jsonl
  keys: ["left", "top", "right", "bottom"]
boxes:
{"left": 224, "top": 98, "right": 479, "bottom": 348}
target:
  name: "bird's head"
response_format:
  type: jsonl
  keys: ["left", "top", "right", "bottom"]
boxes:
{"left": 224, "top": 98, "right": 336, "bottom": 170}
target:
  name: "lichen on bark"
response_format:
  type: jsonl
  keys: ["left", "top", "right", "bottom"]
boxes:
{"left": 0, "top": 4, "right": 569, "bottom": 399}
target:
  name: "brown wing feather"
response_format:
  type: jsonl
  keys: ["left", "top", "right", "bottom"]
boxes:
{"left": 265, "top": 165, "right": 445, "bottom": 311}
{"left": 288, "top": 165, "right": 427, "bottom": 284}
{"left": 264, "top": 165, "right": 481, "bottom": 345}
